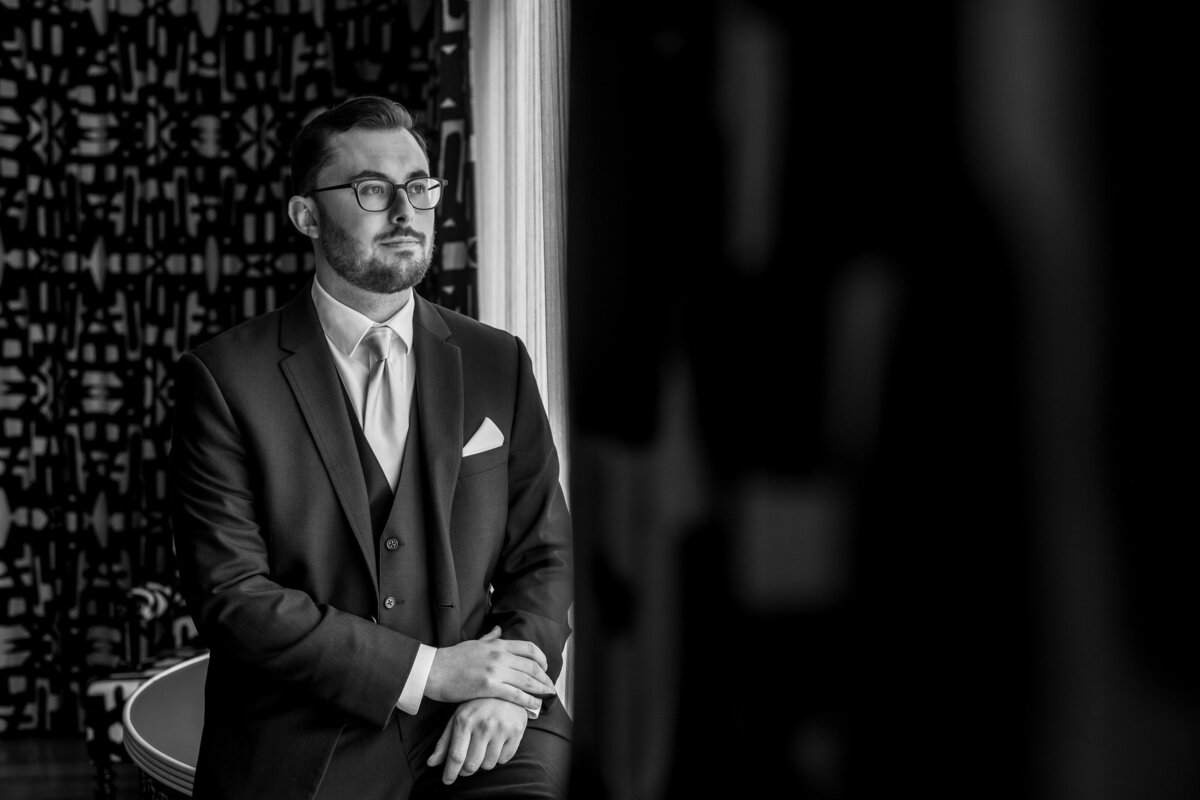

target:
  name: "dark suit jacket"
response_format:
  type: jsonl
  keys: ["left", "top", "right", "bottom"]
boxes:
{"left": 169, "top": 285, "right": 572, "bottom": 799}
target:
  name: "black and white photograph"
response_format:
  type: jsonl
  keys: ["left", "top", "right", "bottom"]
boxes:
{"left": 0, "top": 1, "right": 1195, "bottom": 798}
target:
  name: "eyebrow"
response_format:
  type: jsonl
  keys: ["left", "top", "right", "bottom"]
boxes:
{"left": 347, "top": 168, "right": 431, "bottom": 183}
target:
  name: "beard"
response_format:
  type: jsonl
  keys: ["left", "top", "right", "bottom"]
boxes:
{"left": 318, "top": 213, "right": 434, "bottom": 295}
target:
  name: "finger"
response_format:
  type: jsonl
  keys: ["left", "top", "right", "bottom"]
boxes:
{"left": 480, "top": 625, "right": 502, "bottom": 641}
{"left": 480, "top": 735, "right": 506, "bottom": 771}
{"left": 498, "top": 735, "right": 520, "bottom": 766}
{"left": 506, "top": 666, "right": 556, "bottom": 695}
{"left": 426, "top": 720, "right": 453, "bottom": 768}
{"left": 460, "top": 731, "right": 488, "bottom": 778}
{"left": 497, "top": 652, "right": 555, "bottom": 688}
{"left": 502, "top": 639, "right": 548, "bottom": 669}
{"left": 443, "top": 723, "right": 470, "bottom": 784}
{"left": 500, "top": 685, "right": 542, "bottom": 714}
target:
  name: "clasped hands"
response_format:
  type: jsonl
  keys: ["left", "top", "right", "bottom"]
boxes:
{"left": 423, "top": 626, "right": 555, "bottom": 784}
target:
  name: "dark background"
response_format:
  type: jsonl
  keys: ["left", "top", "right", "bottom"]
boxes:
{"left": 567, "top": 1, "right": 1197, "bottom": 798}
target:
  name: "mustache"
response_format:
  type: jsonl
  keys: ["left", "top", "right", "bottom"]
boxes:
{"left": 378, "top": 227, "right": 427, "bottom": 244}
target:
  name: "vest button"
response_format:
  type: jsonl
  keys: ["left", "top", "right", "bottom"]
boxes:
{"left": 385, "top": 537, "right": 400, "bottom": 551}
{"left": 384, "top": 596, "right": 396, "bottom": 609}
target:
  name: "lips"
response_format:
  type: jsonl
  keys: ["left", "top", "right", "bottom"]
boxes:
{"left": 379, "top": 229, "right": 424, "bottom": 245}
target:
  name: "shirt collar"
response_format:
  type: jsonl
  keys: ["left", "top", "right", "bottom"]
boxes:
{"left": 311, "top": 276, "right": 415, "bottom": 358}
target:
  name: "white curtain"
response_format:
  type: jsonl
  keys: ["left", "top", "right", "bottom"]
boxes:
{"left": 468, "top": 0, "right": 572, "bottom": 713}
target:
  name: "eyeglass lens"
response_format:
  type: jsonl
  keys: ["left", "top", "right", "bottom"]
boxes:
{"left": 356, "top": 178, "right": 442, "bottom": 211}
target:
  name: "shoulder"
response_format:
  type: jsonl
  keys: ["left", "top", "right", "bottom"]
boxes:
{"left": 193, "top": 311, "right": 281, "bottom": 355}
{"left": 418, "top": 295, "right": 519, "bottom": 356}
{"left": 416, "top": 297, "right": 532, "bottom": 395}
{"left": 186, "top": 312, "right": 283, "bottom": 378}
{"left": 185, "top": 289, "right": 310, "bottom": 373}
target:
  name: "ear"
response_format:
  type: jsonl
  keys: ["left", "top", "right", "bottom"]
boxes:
{"left": 288, "top": 196, "right": 320, "bottom": 239}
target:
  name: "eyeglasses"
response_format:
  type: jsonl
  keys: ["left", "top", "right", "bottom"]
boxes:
{"left": 307, "top": 177, "right": 447, "bottom": 212}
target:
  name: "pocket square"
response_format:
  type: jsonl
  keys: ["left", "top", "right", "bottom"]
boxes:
{"left": 462, "top": 417, "right": 504, "bottom": 457}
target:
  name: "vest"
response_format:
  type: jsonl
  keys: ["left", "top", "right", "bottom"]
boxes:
{"left": 340, "top": 387, "right": 436, "bottom": 645}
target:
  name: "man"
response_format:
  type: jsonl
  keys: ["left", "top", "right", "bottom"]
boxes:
{"left": 169, "top": 96, "right": 573, "bottom": 799}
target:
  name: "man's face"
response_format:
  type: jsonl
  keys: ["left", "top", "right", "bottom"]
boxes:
{"left": 312, "top": 127, "right": 436, "bottom": 295}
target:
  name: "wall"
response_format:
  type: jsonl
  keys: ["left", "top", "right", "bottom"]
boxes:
{"left": 0, "top": 0, "right": 475, "bottom": 736}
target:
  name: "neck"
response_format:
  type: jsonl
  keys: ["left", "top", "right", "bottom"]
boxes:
{"left": 315, "top": 264, "right": 412, "bottom": 322}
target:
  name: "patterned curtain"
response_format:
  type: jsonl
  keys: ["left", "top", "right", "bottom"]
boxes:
{"left": 0, "top": 0, "right": 475, "bottom": 736}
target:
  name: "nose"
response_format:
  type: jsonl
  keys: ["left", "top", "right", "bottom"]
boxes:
{"left": 389, "top": 184, "right": 414, "bottom": 222}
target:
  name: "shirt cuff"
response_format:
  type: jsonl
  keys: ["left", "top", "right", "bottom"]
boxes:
{"left": 395, "top": 644, "right": 437, "bottom": 715}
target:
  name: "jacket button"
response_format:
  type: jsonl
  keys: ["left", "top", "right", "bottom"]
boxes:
{"left": 384, "top": 596, "right": 396, "bottom": 609}
{"left": 385, "top": 537, "right": 400, "bottom": 551}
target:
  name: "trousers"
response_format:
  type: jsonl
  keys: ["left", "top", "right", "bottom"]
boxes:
{"left": 316, "top": 702, "right": 571, "bottom": 800}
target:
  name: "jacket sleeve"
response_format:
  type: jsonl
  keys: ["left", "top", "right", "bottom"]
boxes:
{"left": 485, "top": 337, "right": 574, "bottom": 695}
{"left": 169, "top": 351, "right": 416, "bottom": 728}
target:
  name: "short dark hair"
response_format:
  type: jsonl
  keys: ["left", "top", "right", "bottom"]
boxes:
{"left": 289, "top": 96, "right": 430, "bottom": 195}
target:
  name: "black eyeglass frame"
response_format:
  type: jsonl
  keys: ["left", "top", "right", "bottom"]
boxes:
{"left": 306, "top": 177, "right": 448, "bottom": 212}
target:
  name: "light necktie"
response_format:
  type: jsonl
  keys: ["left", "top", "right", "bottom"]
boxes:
{"left": 361, "top": 326, "right": 404, "bottom": 491}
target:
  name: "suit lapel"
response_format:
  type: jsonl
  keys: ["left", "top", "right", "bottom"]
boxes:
{"left": 278, "top": 286, "right": 379, "bottom": 587}
{"left": 413, "top": 295, "right": 463, "bottom": 645}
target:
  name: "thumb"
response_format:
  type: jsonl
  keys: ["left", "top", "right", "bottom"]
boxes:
{"left": 480, "top": 625, "right": 502, "bottom": 641}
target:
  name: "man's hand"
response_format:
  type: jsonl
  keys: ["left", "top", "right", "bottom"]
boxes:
{"left": 425, "top": 626, "right": 555, "bottom": 712}
{"left": 426, "top": 697, "right": 530, "bottom": 784}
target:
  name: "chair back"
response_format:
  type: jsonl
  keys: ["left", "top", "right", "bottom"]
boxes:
{"left": 122, "top": 652, "right": 208, "bottom": 797}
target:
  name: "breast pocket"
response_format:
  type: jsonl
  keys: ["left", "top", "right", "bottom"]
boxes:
{"left": 458, "top": 444, "right": 508, "bottom": 478}
{"left": 453, "top": 444, "right": 509, "bottom": 543}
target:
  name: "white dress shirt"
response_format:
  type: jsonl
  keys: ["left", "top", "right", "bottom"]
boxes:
{"left": 311, "top": 278, "right": 435, "bottom": 715}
